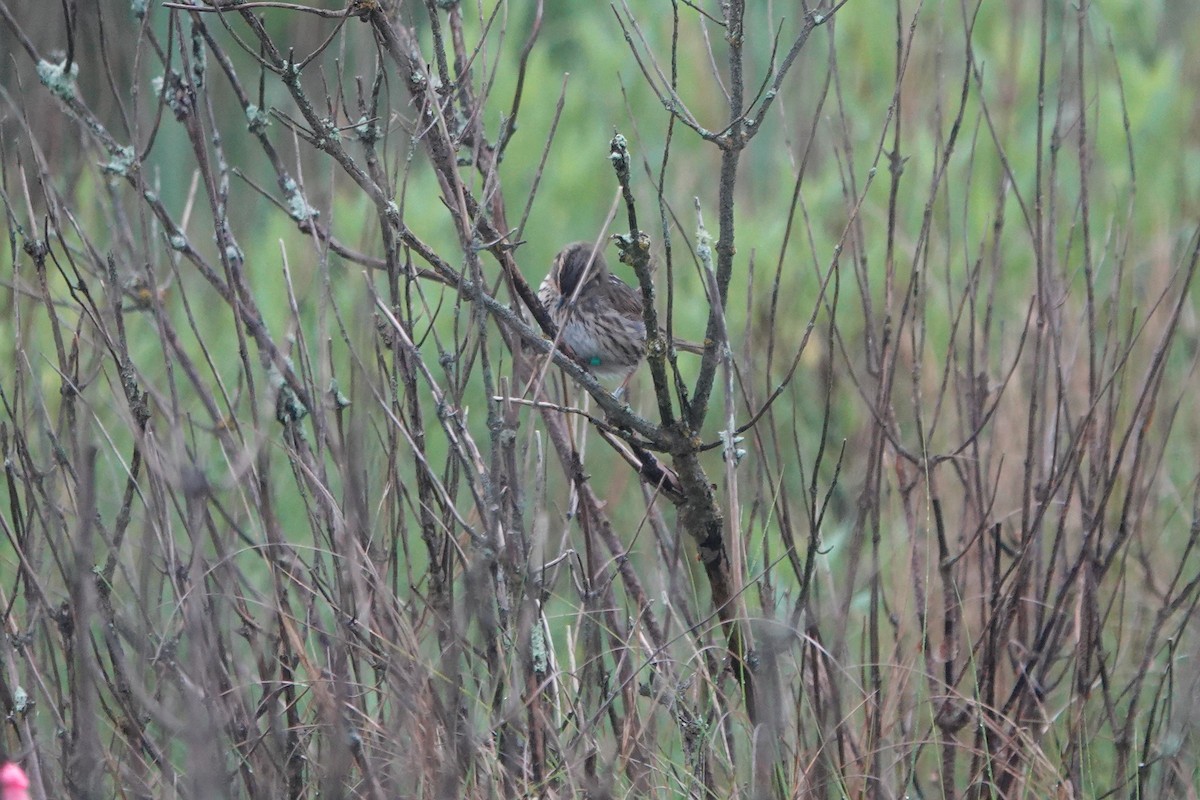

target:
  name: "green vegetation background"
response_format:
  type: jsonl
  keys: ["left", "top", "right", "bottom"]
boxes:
{"left": 2, "top": 0, "right": 1200, "bottom": 790}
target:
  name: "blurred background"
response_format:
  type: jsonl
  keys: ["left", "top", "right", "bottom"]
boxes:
{"left": 2, "top": 0, "right": 1200, "bottom": 796}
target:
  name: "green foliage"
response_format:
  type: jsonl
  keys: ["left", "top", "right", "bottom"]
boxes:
{"left": 2, "top": 0, "right": 1200, "bottom": 796}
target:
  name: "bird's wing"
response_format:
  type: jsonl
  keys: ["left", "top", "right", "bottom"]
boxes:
{"left": 605, "top": 274, "right": 645, "bottom": 319}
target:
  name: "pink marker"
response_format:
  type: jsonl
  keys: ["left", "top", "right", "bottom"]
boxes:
{"left": 0, "top": 763, "right": 30, "bottom": 800}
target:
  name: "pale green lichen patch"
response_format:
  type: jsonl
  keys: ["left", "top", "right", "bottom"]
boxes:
{"left": 329, "top": 380, "right": 351, "bottom": 410}
{"left": 37, "top": 59, "right": 79, "bottom": 101}
{"left": 246, "top": 104, "right": 271, "bottom": 134}
{"left": 354, "top": 115, "right": 377, "bottom": 144}
{"left": 270, "top": 359, "right": 309, "bottom": 425}
{"left": 281, "top": 177, "right": 318, "bottom": 222}
{"left": 102, "top": 145, "right": 137, "bottom": 177}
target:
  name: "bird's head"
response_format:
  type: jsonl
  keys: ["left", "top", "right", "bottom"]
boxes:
{"left": 553, "top": 241, "right": 608, "bottom": 305}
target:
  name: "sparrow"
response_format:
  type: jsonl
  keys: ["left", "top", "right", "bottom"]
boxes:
{"left": 538, "top": 241, "right": 701, "bottom": 384}
{"left": 539, "top": 241, "right": 646, "bottom": 383}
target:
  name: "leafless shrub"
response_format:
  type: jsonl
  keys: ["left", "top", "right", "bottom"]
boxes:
{"left": 0, "top": 1, "right": 1197, "bottom": 798}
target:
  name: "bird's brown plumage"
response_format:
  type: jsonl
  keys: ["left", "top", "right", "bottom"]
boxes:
{"left": 539, "top": 242, "right": 648, "bottom": 382}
